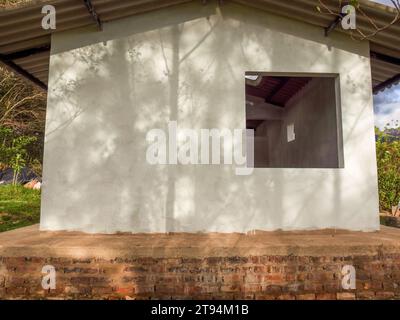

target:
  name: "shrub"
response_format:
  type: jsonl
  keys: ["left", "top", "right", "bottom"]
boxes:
{"left": 0, "top": 126, "right": 36, "bottom": 184}
{"left": 376, "top": 128, "right": 400, "bottom": 212}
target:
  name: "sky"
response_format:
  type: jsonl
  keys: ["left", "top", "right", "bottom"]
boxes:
{"left": 374, "top": 85, "right": 400, "bottom": 129}
{"left": 370, "top": 0, "right": 400, "bottom": 129}
{"left": 371, "top": 0, "right": 396, "bottom": 6}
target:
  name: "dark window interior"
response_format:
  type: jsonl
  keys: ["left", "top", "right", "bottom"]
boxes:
{"left": 246, "top": 73, "right": 343, "bottom": 168}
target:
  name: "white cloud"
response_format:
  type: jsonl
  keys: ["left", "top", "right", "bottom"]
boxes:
{"left": 374, "top": 102, "right": 400, "bottom": 129}
{"left": 374, "top": 85, "right": 400, "bottom": 129}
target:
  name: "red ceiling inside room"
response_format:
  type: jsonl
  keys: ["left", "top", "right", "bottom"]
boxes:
{"left": 246, "top": 76, "right": 312, "bottom": 107}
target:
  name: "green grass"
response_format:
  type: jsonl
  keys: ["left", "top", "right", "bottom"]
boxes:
{"left": 0, "top": 185, "right": 41, "bottom": 232}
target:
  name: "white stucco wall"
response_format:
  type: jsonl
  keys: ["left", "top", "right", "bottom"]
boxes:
{"left": 41, "top": 1, "right": 380, "bottom": 233}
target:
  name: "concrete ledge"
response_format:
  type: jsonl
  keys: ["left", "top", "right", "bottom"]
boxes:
{"left": 1, "top": 225, "right": 400, "bottom": 300}
{"left": 1, "top": 225, "right": 400, "bottom": 259}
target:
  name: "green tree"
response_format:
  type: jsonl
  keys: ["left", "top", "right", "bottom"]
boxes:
{"left": 376, "top": 127, "right": 400, "bottom": 212}
{"left": 0, "top": 67, "right": 46, "bottom": 163}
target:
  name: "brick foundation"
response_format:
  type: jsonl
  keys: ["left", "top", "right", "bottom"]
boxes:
{"left": 1, "top": 225, "right": 400, "bottom": 300}
{"left": 1, "top": 253, "right": 400, "bottom": 300}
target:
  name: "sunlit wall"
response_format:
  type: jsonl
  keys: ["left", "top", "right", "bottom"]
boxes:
{"left": 40, "top": 2, "right": 380, "bottom": 233}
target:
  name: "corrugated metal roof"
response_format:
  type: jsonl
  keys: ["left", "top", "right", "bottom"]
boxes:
{"left": 0, "top": 0, "right": 399, "bottom": 93}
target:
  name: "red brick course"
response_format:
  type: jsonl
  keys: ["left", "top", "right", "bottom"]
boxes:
{"left": 1, "top": 224, "right": 400, "bottom": 300}
{"left": 1, "top": 254, "right": 400, "bottom": 300}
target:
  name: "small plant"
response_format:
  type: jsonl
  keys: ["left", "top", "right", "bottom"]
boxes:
{"left": 0, "top": 125, "right": 36, "bottom": 185}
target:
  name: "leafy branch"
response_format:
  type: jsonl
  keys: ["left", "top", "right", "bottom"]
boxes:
{"left": 317, "top": 0, "right": 400, "bottom": 41}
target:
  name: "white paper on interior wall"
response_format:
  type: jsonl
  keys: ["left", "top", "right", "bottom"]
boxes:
{"left": 287, "top": 123, "right": 295, "bottom": 142}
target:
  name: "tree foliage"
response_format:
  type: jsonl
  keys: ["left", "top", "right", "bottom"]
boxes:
{"left": 376, "top": 127, "right": 400, "bottom": 212}
{"left": 0, "top": 67, "right": 46, "bottom": 170}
